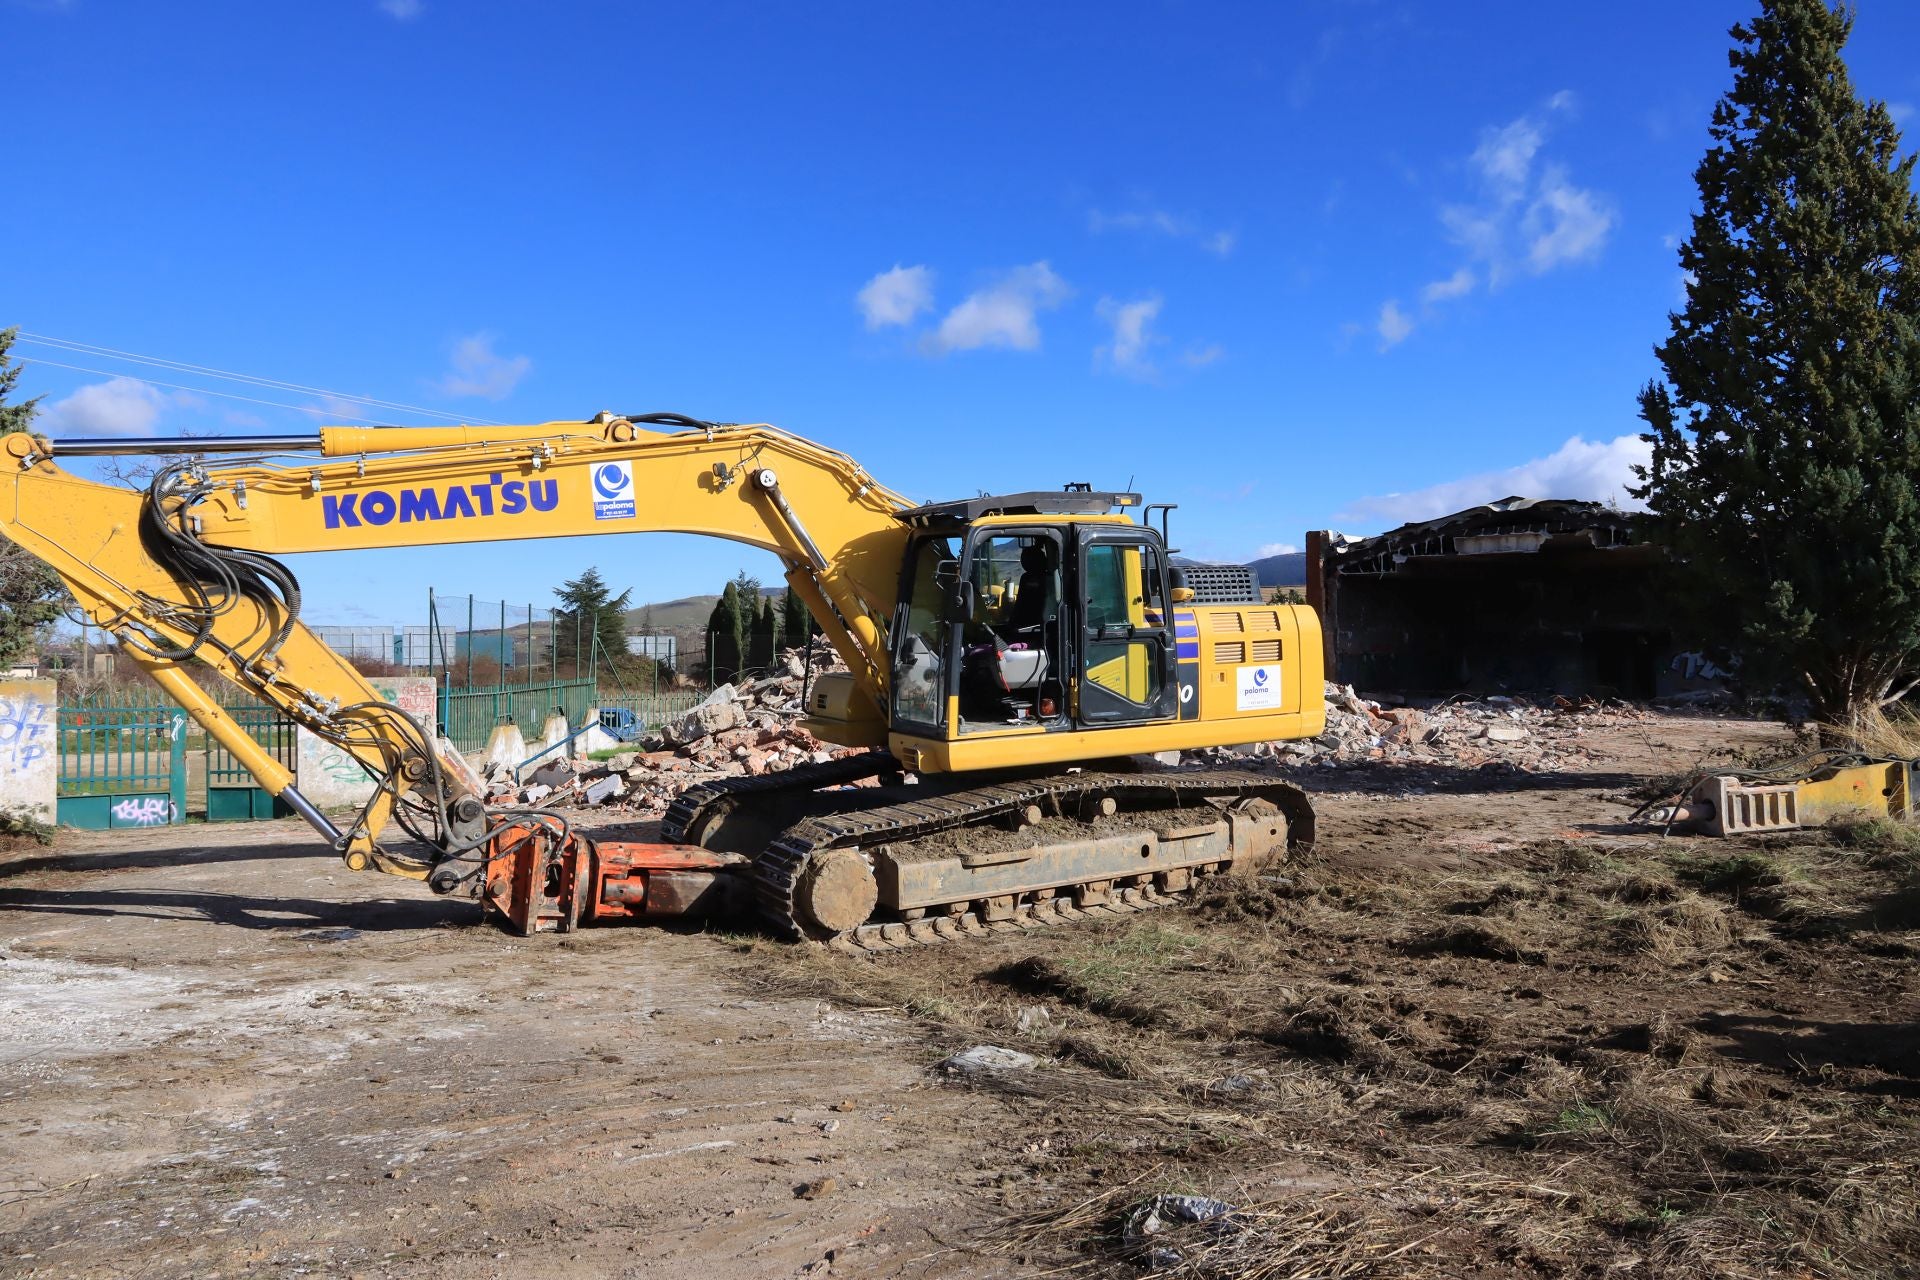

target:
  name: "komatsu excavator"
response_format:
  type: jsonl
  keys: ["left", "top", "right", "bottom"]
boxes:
{"left": 0, "top": 413, "right": 1325, "bottom": 948}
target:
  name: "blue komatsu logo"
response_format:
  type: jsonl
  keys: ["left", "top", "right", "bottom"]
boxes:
{"left": 322, "top": 472, "right": 559, "bottom": 530}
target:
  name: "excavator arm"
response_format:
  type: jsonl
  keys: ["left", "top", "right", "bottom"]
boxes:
{"left": 0, "top": 414, "right": 912, "bottom": 882}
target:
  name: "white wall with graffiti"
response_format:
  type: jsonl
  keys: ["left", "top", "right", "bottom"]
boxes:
{"left": 0, "top": 678, "right": 58, "bottom": 825}
{"left": 294, "top": 677, "right": 437, "bottom": 810}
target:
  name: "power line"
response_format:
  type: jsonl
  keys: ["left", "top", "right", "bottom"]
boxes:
{"left": 18, "top": 356, "right": 426, "bottom": 427}
{"left": 18, "top": 331, "right": 503, "bottom": 423}
{"left": 15, "top": 332, "right": 509, "bottom": 426}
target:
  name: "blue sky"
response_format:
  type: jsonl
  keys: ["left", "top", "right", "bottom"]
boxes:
{"left": 8, "top": 0, "right": 1919, "bottom": 627}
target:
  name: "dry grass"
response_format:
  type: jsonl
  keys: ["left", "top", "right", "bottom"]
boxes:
{"left": 1828, "top": 705, "right": 1920, "bottom": 760}
{"left": 742, "top": 817, "right": 1920, "bottom": 1278}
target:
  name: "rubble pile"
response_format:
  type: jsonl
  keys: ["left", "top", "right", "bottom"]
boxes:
{"left": 486, "top": 643, "right": 1664, "bottom": 815}
{"left": 483, "top": 645, "right": 862, "bottom": 816}
{"left": 1199, "top": 682, "right": 1654, "bottom": 773}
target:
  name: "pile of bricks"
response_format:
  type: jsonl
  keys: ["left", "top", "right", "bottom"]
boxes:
{"left": 490, "top": 646, "right": 862, "bottom": 817}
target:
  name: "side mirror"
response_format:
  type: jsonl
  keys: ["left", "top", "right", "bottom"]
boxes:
{"left": 1169, "top": 566, "right": 1196, "bottom": 605}
{"left": 943, "top": 580, "right": 976, "bottom": 624}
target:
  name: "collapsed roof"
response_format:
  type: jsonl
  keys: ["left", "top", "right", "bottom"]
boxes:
{"left": 1325, "top": 497, "right": 1655, "bottom": 576}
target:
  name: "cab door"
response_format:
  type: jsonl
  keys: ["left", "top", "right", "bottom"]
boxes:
{"left": 1074, "top": 530, "right": 1177, "bottom": 725}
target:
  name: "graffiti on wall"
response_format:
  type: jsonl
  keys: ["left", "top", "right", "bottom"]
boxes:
{"left": 111, "top": 795, "right": 176, "bottom": 825}
{"left": 0, "top": 694, "right": 52, "bottom": 773}
{"left": 373, "top": 680, "right": 438, "bottom": 737}
{"left": 315, "top": 743, "right": 370, "bottom": 786}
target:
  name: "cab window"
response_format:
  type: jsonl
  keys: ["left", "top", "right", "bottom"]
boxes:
{"left": 890, "top": 536, "right": 953, "bottom": 729}
{"left": 1082, "top": 540, "right": 1168, "bottom": 710}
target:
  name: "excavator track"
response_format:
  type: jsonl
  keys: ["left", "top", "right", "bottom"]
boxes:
{"left": 751, "top": 768, "right": 1313, "bottom": 951}
{"left": 661, "top": 751, "right": 898, "bottom": 846}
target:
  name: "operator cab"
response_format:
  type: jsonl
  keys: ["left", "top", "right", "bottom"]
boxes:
{"left": 888, "top": 489, "right": 1180, "bottom": 739}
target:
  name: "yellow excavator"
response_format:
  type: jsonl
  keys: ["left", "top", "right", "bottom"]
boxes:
{"left": 0, "top": 413, "right": 1325, "bottom": 946}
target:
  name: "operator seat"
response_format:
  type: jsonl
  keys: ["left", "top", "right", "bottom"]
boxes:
{"left": 959, "top": 541, "right": 1055, "bottom": 724}
{"left": 1007, "top": 544, "right": 1053, "bottom": 636}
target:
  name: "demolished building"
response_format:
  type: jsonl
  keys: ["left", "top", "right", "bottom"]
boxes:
{"left": 1306, "top": 498, "right": 1720, "bottom": 701}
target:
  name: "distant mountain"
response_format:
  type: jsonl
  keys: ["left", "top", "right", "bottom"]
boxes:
{"left": 624, "top": 586, "right": 784, "bottom": 633}
{"left": 1245, "top": 550, "right": 1308, "bottom": 589}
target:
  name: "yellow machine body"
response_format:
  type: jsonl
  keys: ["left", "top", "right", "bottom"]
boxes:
{"left": 0, "top": 415, "right": 1325, "bottom": 876}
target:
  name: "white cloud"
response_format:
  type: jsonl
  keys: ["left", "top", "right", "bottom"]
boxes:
{"left": 1337, "top": 434, "right": 1651, "bottom": 529}
{"left": 1524, "top": 167, "right": 1614, "bottom": 271}
{"left": 1443, "top": 97, "right": 1614, "bottom": 287}
{"left": 38, "top": 377, "right": 168, "bottom": 436}
{"left": 1372, "top": 92, "right": 1612, "bottom": 351}
{"left": 1420, "top": 268, "right": 1476, "bottom": 304}
{"left": 1470, "top": 117, "right": 1545, "bottom": 190}
{"left": 1254, "top": 542, "right": 1300, "bottom": 559}
{"left": 1181, "top": 343, "right": 1224, "bottom": 368}
{"left": 437, "top": 333, "right": 531, "bottom": 399}
{"left": 856, "top": 264, "right": 935, "bottom": 330}
{"left": 1089, "top": 208, "right": 1236, "bottom": 257}
{"left": 1096, "top": 295, "right": 1163, "bottom": 378}
{"left": 926, "top": 262, "right": 1070, "bottom": 354}
{"left": 1890, "top": 101, "right": 1915, "bottom": 124}
{"left": 1376, "top": 300, "right": 1414, "bottom": 349}
{"left": 378, "top": 0, "right": 423, "bottom": 19}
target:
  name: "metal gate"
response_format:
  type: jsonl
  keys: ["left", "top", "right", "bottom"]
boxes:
{"left": 205, "top": 703, "right": 296, "bottom": 822}
{"left": 56, "top": 703, "right": 188, "bottom": 830}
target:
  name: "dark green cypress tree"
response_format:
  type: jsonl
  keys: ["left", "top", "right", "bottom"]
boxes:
{"left": 749, "top": 596, "right": 776, "bottom": 674}
{"left": 780, "top": 588, "right": 810, "bottom": 647}
{"left": 0, "top": 329, "right": 65, "bottom": 665}
{"left": 705, "top": 582, "right": 744, "bottom": 685}
{"left": 1635, "top": 0, "right": 1920, "bottom": 729}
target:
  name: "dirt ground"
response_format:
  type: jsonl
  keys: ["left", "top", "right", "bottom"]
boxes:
{"left": 3, "top": 712, "right": 1917, "bottom": 1279}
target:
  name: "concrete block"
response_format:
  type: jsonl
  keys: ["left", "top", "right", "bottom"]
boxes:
{"left": 528, "top": 759, "right": 575, "bottom": 790}
{"left": 581, "top": 774, "right": 625, "bottom": 806}
{"left": 572, "top": 710, "right": 619, "bottom": 756}
{"left": 0, "top": 678, "right": 58, "bottom": 825}
{"left": 539, "top": 710, "right": 570, "bottom": 752}
{"left": 483, "top": 722, "right": 529, "bottom": 773}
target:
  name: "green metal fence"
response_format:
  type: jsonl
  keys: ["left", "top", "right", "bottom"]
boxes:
{"left": 57, "top": 701, "right": 188, "bottom": 829}
{"left": 597, "top": 688, "right": 704, "bottom": 733}
{"left": 206, "top": 703, "right": 297, "bottom": 822}
{"left": 56, "top": 676, "right": 699, "bottom": 826}
{"left": 438, "top": 678, "right": 599, "bottom": 752}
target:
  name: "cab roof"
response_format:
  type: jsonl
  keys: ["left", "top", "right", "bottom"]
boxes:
{"left": 898, "top": 490, "right": 1142, "bottom": 528}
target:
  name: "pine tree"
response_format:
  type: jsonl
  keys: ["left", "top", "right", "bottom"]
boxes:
{"left": 749, "top": 596, "right": 776, "bottom": 674}
{"left": 780, "top": 588, "right": 811, "bottom": 647}
{"left": 0, "top": 328, "right": 65, "bottom": 665}
{"left": 554, "top": 566, "right": 632, "bottom": 677}
{"left": 1635, "top": 0, "right": 1920, "bottom": 729}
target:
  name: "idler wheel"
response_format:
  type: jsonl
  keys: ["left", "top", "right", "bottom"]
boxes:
{"left": 798, "top": 849, "right": 878, "bottom": 935}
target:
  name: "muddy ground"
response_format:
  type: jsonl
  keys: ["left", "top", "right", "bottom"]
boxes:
{"left": 3, "top": 712, "right": 1917, "bottom": 1279}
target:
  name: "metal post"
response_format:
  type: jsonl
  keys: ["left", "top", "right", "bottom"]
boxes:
{"left": 801, "top": 629, "right": 815, "bottom": 710}
{"left": 466, "top": 594, "right": 475, "bottom": 690}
